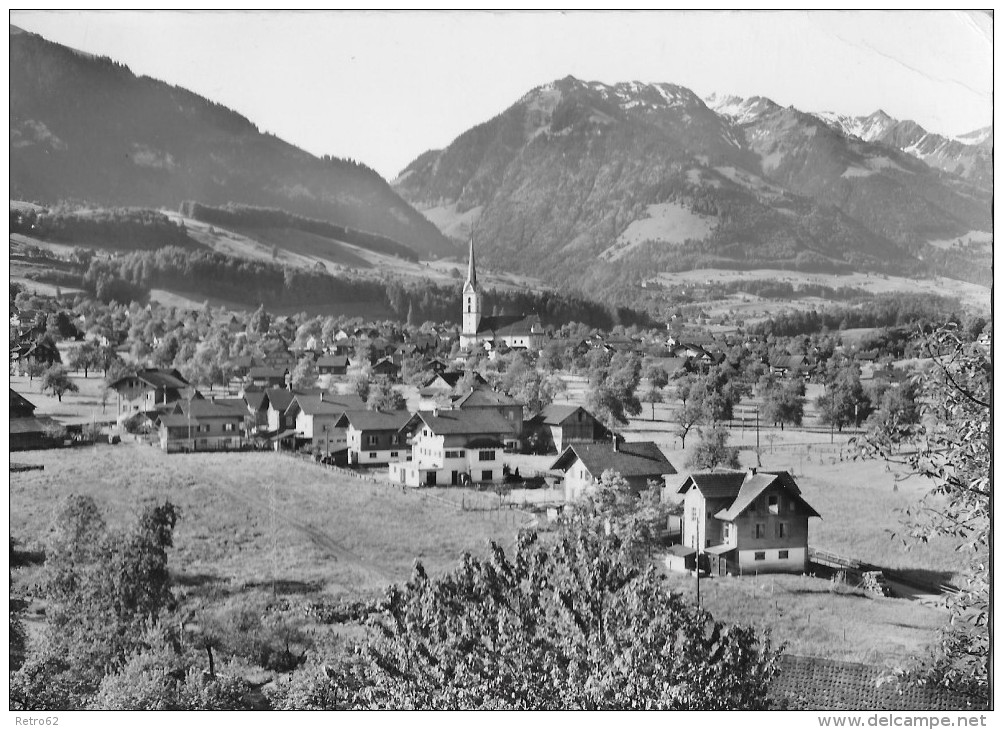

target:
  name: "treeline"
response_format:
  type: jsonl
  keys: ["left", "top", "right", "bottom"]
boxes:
{"left": 752, "top": 292, "right": 965, "bottom": 337}
{"left": 179, "top": 202, "right": 419, "bottom": 262}
{"left": 10, "top": 206, "right": 197, "bottom": 251}
{"left": 81, "top": 246, "right": 653, "bottom": 330}
{"left": 701, "top": 279, "right": 873, "bottom": 302}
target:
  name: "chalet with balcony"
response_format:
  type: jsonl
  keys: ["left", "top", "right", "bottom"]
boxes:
{"left": 158, "top": 399, "right": 246, "bottom": 453}
{"left": 247, "top": 366, "right": 289, "bottom": 389}
{"left": 677, "top": 469, "right": 820, "bottom": 575}
{"left": 452, "top": 385, "right": 524, "bottom": 446}
{"left": 285, "top": 392, "right": 365, "bottom": 453}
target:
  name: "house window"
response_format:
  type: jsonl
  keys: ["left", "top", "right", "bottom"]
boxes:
{"left": 482, "top": 470, "right": 493, "bottom": 481}
{"left": 224, "top": 423, "right": 236, "bottom": 432}
{"left": 390, "top": 451, "right": 399, "bottom": 458}
{"left": 723, "top": 523, "right": 732, "bottom": 541}
{"left": 478, "top": 450, "right": 495, "bottom": 461}
{"left": 391, "top": 434, "right": 399, "bottom": 445}
{"left": 691, "top": 507, "right": 697, "bottom": 520}
{"left": 779, "top": 550, "right": 789, "bottom": 560}
{"left": 754, "top": 551, "right": 766, "bottom": 561}
{"left": 754, "top": 523, "right": 765, "bottom": 539}
{"left": 369, "top": 452, "right": 377, "bottom": 459}
{"left": 777, "top": 522, "right": 788, "bottom": 539}
{"left": 768, "top": 495, "right": 779, "bottom": 515}
{"left": 367, "top": 435, "right": 378, "bottom": 446}
{"left": 456, "top": 449, "right": 465, "bottom": 457}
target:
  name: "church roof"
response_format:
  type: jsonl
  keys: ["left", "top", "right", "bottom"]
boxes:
{"left": 464, "top": 235, "right": 477, "bottom": 290}
{"left": 476, "top": 314, "right": 542, "bottom": 337}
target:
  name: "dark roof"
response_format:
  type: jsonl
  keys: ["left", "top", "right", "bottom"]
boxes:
{"left": 10, "top": 415, "right": 60, "bottom": 434}
{"left": 317, "top": 355, "right": 349, "bottom": 368}
{"left": 212, "top": 398, "right": 249, "bottom": 411}
{"left": 178, "top": 400, "right": 246, "bottom": 419}
{"left": 232, "top": 356, "right": 256, "bottom": 368}
{"left": 243, "top": 391, "right": 268, "bottom": 411}
{"left": 408, "top": 409, "right": 514, "bottom": 436}
{"left": 422, "top": 371, "right": 487, "bottom": 389}
{"left": 263, "top": 388, "right": 295, "bottom": 412}
{"left": 532, "top": 404, "right": 588, "bottom": 426}
{"left": 454, "top": 387, "right": 522, "bottom": 409}
{"left": 770, "top": 655, "right": 977, "bottom": 710}
{"left": 770, "top": 354, "right": 807, "bottom": 369}
{"left": 551, "top": 442, "right": 677, "bottom": 479}
{"left": 677, "top": 471, "right": 747, "bottom": 500}
{"left": 337, "top": 409, "right": 412, "bottom": 431}
{"left": 158, "top": 414, "right": 192, "bottom": 428}
{"left": 10, "top": 389, "right": 36, "bottom": 418}
{"left": 476, "top": 314, "right": 543, "bottom": 337}
{"left": 110, "top": 368, "right": 189, "bottom": 392}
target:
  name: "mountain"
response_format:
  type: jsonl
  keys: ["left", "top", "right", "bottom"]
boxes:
{"left": 808, "top": 109, "right": 992, "bottom": 189}
{"left": 9, "top": 26, "right": 454, "bottom": 259}
{"left": 396, "top": 76, "right": 990, "bottom": 296}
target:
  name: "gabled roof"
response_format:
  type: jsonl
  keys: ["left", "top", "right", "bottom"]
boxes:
{"left": 676, "top": 471, "right": 747, "bottom": 500}
{"left": 10, "top": 415, "right": 61, "bottom": 434}
{"left": 551, "top": 442, "right": 677, "bottom": 479}
{"left": 770, "top": 354, "right": 807, "bottom": 369}
{"left": 531, "top": 404, "right": 589, "bottom": 426}
{"left": 454, "top": 387, "right": 522, "bottom": 409}
{"left": 158, "top": 414, "right": 193, "bottom": 428}
{"left": 476, "top": 314, "right": 543, "bottom": 337}
{"left": 110, "top": 368, "right": 190, "bottom": 392}
{"left": 422, "top": 371, "right": 487, "bottom": 389}
{"left": 336, "top": 409, "right": 412, "bottom": 432}
{"left": 291, "top": 393, "right": 366, "bottom": 416}
{"left": 714, "top": 470, "right": 820, "bottom": 522}
{"left": 263, "top": 388, "right": 295, "bottom": 412}
{"left": 406, "top": 409, "right": 513, "bottom": 436}
{"left": 10, "top": 389, "right": 36, "bottom": 418}
{"left": 178, "top": 400, "right": 246, "bottom": 419}
{"left": 243, "top": 391, "right": 268, "bottom": 411}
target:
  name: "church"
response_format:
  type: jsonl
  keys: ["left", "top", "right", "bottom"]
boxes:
{"left": 459, "top": 237, "right": 547, "bottom": 351}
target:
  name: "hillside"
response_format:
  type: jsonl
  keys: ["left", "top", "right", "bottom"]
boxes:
{"left": 395, "top": 77, "right": 991, "bottom": 297}
{"left": 9, "top": 25, "right": 455, "bottom": 259}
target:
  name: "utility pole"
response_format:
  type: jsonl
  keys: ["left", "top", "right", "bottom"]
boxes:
{"left": 695, "top": 508, "right": 701, "bottom": 607}
{"left": 756, "top": 406, "right": 761, "bottom": 467}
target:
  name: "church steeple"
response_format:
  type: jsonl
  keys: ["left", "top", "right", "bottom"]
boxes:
{"left": 461, "top": 234, "right": 481, "bottom": 342}
{"left": 464, "top": 235, "right": 477, "bottom": 291}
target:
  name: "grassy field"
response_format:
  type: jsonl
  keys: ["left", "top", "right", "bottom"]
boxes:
{"left": 11, "top": 446, "right": 518, "bottom": 602}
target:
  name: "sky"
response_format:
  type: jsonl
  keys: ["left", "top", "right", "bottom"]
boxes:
{"left": 10, "top": 10, "right": 994, "bottom": 181}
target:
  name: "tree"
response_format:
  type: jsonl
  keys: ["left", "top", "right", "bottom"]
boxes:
{"left": 366, "top": 380, "right": 405, "bottom": 411}
{"left": 761, "top": 380, "right": 804, "bottom": 431}
{"left": 68, "top": 341, "right": 99, "bottom": 378}
{"left": 856, "top": 326, "right": 989, "bottom": 706}
{"left": 25, "top": 359, "right": 47, "bottom": 383}
{"left": 686, "top": 427, "right": 740, "bottom": 471}
{"left": 291, "top": 356, "right": 319, "bottom": 390}
{"left": 816, "top": 364, "right": 872, "bottom": 431}
{"left": 586, "top": 356, "right": 642, "bottom": 428}
{"left": 351, "top": 372, "right": 371, "bottom": 402}
{"left": 42, "top": 365, "right": 79, "bottom": 402}
{"left": 642, "top": 383, "right": 663, "bottom": 421}
{"left": 674, "top": 394, "right": 705, "bottom": 450}
{"left": 268, "top": 528, "right": 780, "bottom": 709}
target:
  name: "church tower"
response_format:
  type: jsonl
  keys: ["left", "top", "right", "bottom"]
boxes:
{"left": 461, "top": 235, "right": 482, "bottom": 347}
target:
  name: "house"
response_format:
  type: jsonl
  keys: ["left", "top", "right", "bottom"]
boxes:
{"left": 230, "top": 356, "right": 257, "bottom": 379}
{"left": 370, "top": 356, "right": 401, "bottom": 381}
{"left": 336, "top": 409, "right": 412, "bottom": 466}
{"left": 452, "top": 386, "right": 524, "bottom": 446}
{"left": 242, "top": 389, "right": 269, "bottom": 432}
{"left": 247, "top": 366, "right": 289, "bottom": 389}
{"left": 417, "top": 371, "right": 488, "bottom": 410}
{"left": 769, "top": 354, "right": 807, "bottom": 376}
{"left": 262, "top": 388, "right": 296, "bottom": 433}
{"left": 158, "top": 399, "right": 246, "bottom": 452}
{"left": 551, "top": 440, "right": 677, "bottom": 502}
{"left": 677, "top": 469, "right": 820, "bottom": 575}
{"left": 390, "top": 409, "right": 513, "bottom": 487}
{"left": 109, "top": 368, "right": 191, "bottom": 418}
{"left": 9, "top": 389, "right": 63, "bottom": 450}
{"left": 523, "top": 404, "right": 608, "bottom": 454}
{"left": 317, "top": 354, "right": 349, "bottom": 376}
{"left": 285, "top": 392, "right": 366, "bottom": 453}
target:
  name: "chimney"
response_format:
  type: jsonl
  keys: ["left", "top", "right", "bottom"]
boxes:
{"left": 613, "top": 433, "right": 619, "bottom": 452}
{"left": 749, "top": 467, "right": 757, "bottom": 475}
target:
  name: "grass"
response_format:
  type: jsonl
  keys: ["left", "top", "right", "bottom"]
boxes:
{"left": 10, "top": 446, "right": 519, "bottom": 602}
{"left": 659, "top": 570, "right": 948, "bottom": 667}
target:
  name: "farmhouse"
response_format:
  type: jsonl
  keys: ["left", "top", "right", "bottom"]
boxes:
{"left": 262, "top": 388, "right": 296, "bottom": 433}
{"left": 336, "top": 409, "right": 412, "bottom": 466}
{"left": 677, "top": 469, "right": 820, "bottom": 575}
{"left": 769, "top": 354, "right": 808, "bottom": 376}
{"left": 524, "top": 404, "right": 607, "bottom": 454}
{"left": 109, "top": 368, "right": 191, "bottom": 418}
{"left": 452, "top": 385, "right": 524, "bottom": 445}
{"left": 391, "top": 409, "right": 512, "bottom": 487}
{"left": 317, "top": 354, "right": 349, "bottom": 376}
{"left": 551, "top": 440, "right": 677, "bottom": 502}
{"left": 247, "top": 366, "right": 289, "bottom": 389}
